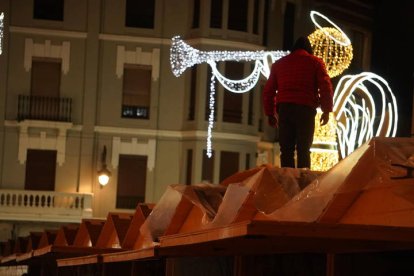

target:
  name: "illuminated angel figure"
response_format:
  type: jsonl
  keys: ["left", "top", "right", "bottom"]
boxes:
{"left": 170, "top": 11, "right": 398, "bottom": 169}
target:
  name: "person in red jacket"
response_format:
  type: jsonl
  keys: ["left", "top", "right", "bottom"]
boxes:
{"left": 262, "top": 36, "right": 333, "bottom": 168}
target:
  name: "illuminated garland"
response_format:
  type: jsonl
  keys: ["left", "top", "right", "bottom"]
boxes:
{"left": 206, "top": 74, "right": 216, "bottom": 158}
{"left": 0, "top": 13, "right": 4, "bottom": 55}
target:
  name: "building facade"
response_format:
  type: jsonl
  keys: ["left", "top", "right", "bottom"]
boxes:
{"left": 0, "top": 0, "right": 375, "bottom": 241}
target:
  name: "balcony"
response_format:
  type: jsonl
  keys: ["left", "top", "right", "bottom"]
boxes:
{"left": 0, "top": 189, "right": 92, "bottom": 223}
{"left": 17, "top": 95, "right": 72, "bottom": 122}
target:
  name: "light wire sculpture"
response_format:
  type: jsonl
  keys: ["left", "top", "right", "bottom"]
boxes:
{"left": 170, "top": 11, "right": 398, "bottom": 170}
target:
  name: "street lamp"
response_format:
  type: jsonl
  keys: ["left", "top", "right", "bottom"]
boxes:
{"left": 98, "top": 145, "right": 111, "bottom": 186}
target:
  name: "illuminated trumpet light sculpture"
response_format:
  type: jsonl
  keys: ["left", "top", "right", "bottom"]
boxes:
{"left": 170, "top": 36, "right": 288, "bottom": 157}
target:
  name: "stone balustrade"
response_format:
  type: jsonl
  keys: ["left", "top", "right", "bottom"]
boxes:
{"left": 0, "top": 189, "right": 93, "bottom": 223}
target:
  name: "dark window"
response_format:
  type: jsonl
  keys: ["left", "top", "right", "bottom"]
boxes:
{"left": 228, "top": 0, "right": 248, "bottom": 31}
{"left": 125, "top": 0, "right": 155, "bottom": 28}
{"left": 258, "top": 84, "right": 265, "bottom": 132}
{"left": 186, "top": 149, "right": 193, "bottom": 185}
{"left": 189, "top": 66, "right": 197, "bottom": 120}
{"left": 202, "top": 149, "right": 214, "bottom": 183}
{"left": 223, "top": 62, "right": 243, "bottom": 123}
{"left": 263, "top": 0, "right": 269, "bottom": 46}
{"left": 253, "top": 0, "right": 260, "bottom": 34}
{"left": 25, "top": 149, "right": 56, "bottom": 191}
{"left": 192, "top": 0, "right": 200, "bottom": 28}
{"left": 283, "top": 2, "right": 295, "bottom": 51}
{"left": 219, "top": 151, "right": 239, "bottom": 182}
{"left": 348, "top": 30, "right": 364, "bottom": 73}
{"left": 205, "top": 67, "right": 217, "bottom": 121}
{"left": 210, "top": 0, "right": 223, "bottom": 28}
{"left": 248, "top": 88, "right": 254, "bottom": 125}
{"left": 122, "top": 64, "right": 151, "bottom": 119}
{"left": 116, "top": 155, "right": 147, "bottom": 209}
{"left": 31, "top": 58, "right": 61, "bottom": 98}
{"left": 246, "top": 153, "right": 251, "bottom": 169}
{"left": 33, "top": 0, "right": 64, "bottom": 21}
{"left": 29, "top": 58, "right": 62, "bottom": 121}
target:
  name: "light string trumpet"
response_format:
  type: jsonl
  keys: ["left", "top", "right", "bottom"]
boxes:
{"left": 170, "top": 36, "right": 288, "bottom": 157}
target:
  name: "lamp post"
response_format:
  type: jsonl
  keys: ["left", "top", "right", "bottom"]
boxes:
{"left": 98, "top": 145, "right": 111, "bottom": 187}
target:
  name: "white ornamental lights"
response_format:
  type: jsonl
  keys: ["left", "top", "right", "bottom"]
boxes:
{"left": 333, "top": 72, "right": 398, "bottom": 158}
{"left": 0, "top": 12, "right": 4, "bottom": 55}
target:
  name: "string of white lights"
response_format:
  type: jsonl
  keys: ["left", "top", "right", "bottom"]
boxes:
{"left": 206, "top": 74, "right": 216, "bottom": 158}
{"left": 208, "top": 60, "right": 262, "bottom": 93}
{"left": 0, "top": 13, "right": 4, "bottom": 55}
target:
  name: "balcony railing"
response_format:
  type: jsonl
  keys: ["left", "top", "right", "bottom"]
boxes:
{"left": 17, "top": 95, "right": 72, "bottom": 122}
{"left": 0, "top": 189, "right": 92, "bottom": 223}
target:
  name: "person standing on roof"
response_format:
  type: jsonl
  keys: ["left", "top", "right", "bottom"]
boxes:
{"left": 262, "top": 36, "right": 334, "bottom": 169}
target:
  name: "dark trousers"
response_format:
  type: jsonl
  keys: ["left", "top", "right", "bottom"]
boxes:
{"left": 278, "top": 103, "right": 316, "bottom": 168}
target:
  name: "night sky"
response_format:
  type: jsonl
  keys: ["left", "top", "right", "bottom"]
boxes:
{"left": 371, "top": 1, "right": 414, "bottom": 136}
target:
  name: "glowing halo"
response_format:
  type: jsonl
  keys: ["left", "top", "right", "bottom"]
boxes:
{"left": 310, "top": 10, "right": 351, "bottom": 46}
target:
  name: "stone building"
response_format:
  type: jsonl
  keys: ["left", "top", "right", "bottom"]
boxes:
{"left": 0, "top": 0, "right": 375, "bottom": 241}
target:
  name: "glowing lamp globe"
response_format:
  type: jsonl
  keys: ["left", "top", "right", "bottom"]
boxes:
{"left": 308, "top": 27, "right": 353, "bottom": 78}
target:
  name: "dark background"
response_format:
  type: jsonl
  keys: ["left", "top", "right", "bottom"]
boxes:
{"left": 371, "top": 1, "right": 414, "bottom": 136}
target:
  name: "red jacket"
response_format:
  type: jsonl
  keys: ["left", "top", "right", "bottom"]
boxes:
{"left": 262, "top": 49, "right": 333, "bottom": 116}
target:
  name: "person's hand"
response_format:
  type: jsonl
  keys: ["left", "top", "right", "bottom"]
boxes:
{"left": 320, "top": 112, "right": 330, "bottom": 126}
{"left": 268, "top": 114, "right": 278, "bottom": 128}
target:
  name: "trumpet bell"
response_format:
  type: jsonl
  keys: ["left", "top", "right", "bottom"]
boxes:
{"left": 170, "top": 36, "right": 200, "bottom": 77}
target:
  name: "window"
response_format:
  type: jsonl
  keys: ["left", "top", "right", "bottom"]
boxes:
{"left": 192, "top": 0, "right": 201, "bottom": 28}
{"left": 228, "top": 0, "right": 248, "bottom": 31}
{"left": 263, "top": 0, "right": 270, "bottom": 45}
{"left": 29, "top": 58, "right": 62, "bottom": 120}
{"left": 202, "top": 150, "right": 214, "bottom": 183}
{"left": 186, "top": 149, "right": 193, "bottom": 185}
{"left": 189, "top": 66, "right": 197, "bottom": 120}
{"left": 253, "top": 0, "right": 260, "bottom": 34}
{"left": 31, "top": 58, "right": 61, "bottom": 98}
{"left": 116, "top": 155, "right": 147, "bottom": 209}
{"left": 125, "top": 0, "right": 155, "bottom": 28}
{"left": 25, "top": 149, "right": 57, "bottom": 191}
{"left": 122, "top": 64, "right": 151, "bottom": 119}
{"left": 348, "top": 30, "right": 365, "bottom": 73}
{"left": 223, "top": 62, "right": 243, "bottom": 123}
{"left": 33, "top": 0, "right": 64, "bottom": 21}
{"left": 283, "top": 2, "right": 295, "bottom": 51}
{"left": 210, "top": 0, "right": 223, "bottom": 28}
{"left": 246, "top": 153, "right": 251, "bottom": 169}
{"left": 248, "top": 87, "right": 254, "bottom": 125}
{"left": 219, "top": 151, "right": 239, "bottom": 182}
